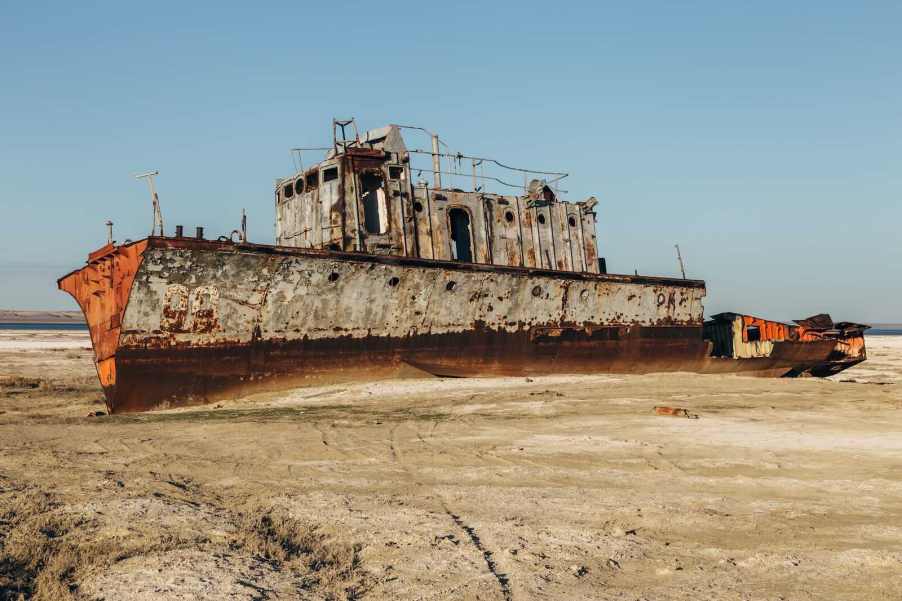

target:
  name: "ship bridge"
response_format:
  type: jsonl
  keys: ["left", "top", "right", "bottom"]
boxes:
{"left": 275, "top": 120, "right": 602, "bottom": 274}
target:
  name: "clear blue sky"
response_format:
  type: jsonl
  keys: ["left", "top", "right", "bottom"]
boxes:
{"left": 1, "top": 1, "right": 899, "bottom": 322}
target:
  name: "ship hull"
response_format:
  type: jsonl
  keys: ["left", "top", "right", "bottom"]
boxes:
{"left": 106, "top": 334, "right": 858, "bottom": 413}
{"left": 108, "top": 328, "right": 710, "bottom": 412}
{"left": 59, "top": 238, "right": 864, "bottom": 413}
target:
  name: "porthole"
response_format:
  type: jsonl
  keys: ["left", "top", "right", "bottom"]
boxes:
{"left": 413, "top": 201, "right": 424, "bottom": 213}
{"left": 531, "top": 285, "right": 543, "bottom": 297}
{"left": 328, "top": 272, "right": 340, "bottom": 282}
{"left": 568, "top": 216, "right": 577, "bottom": 227}
{"left": 537, "top": 213, "right": 546, "bottom": 224}
{"left": 580, "top": 289, "right": 590, "bottom": 302}
{"left": 446, "top": 281, "right": 457, "bottom": 292}
{"left": 504, "top": 210, "right": 515, "bottom": 223}
{"left": 282, "top": 182, "right": 294, "bottom": 199}
{"left": 294, "top": 178, "right": 304, "bottom": 195}
{"left": 388, "top": 276, "right": 400, "bottom": 287}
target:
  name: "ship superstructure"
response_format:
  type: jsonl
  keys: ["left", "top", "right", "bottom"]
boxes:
{"left": 274, "top": 122, "right": 600, "bottom": 273}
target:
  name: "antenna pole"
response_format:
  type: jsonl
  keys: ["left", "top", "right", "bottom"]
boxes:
{"left": 105, "top": 220, "right": 113, "bottom": 244}
{"left": 675, "top": 244, "right": 687, "bottom": 279}
{"left": 431, "top": 134, "right": 442, "bottom": 190}
{"left": 136, "top": 170, "right": 164, "bottom": 236}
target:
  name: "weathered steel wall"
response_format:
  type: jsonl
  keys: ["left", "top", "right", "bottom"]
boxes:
{"left": 705, "top": 315, "right": 789, "bottom": 359}
{"left": 120, "top": 243, "right": 704, "bottom": 351}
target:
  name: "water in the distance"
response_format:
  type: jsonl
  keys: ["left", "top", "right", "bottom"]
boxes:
{"left": 0, "top": 322, "right": 88, "bottom": 330}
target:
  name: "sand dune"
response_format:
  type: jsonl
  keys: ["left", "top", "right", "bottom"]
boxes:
{"left": 1, "top": 332, "right": 900, "bottom": 600}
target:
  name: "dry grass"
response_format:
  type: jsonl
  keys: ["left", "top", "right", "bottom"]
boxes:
{"left": 233, "top": 506, "right": 370, "bottom": 600}
{"left": 0, "top": 482, "right": 205, "bottom": 601}
{"left": 0, "top": 376, "right": 97, "bottom": 396}
{"left": 0, "top": 477, "right": 369, "bottom": 601}
{"left": 0, "top": 377, "right": 43, "bottom": 390}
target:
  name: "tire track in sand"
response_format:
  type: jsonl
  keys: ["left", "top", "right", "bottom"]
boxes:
{"left": 389, "top": 420, "right": 513, "bottom": 600}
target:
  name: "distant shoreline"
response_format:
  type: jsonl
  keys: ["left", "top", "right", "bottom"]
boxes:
{"left": 0, "top": 322, "right": 88, "bottom": 331}
{"left": 0, "top": 310, "right": 84, "bottom": 324}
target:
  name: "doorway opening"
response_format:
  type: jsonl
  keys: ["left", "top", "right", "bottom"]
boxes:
{"left": 448, "top": 208, "right": 473, "bottom": 262}
{"left": 360, "top": 172, "right": 388, "bottom": 234}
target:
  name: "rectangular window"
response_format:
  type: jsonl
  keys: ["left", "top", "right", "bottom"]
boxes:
{"left": 388, "top": 165, "right": 404, "bottom": 180}
{"left": 305, "top": 171, "right": 318, "bottom": 189}
{"left": 322, "top": 167, "right": 339, "bottom": 183}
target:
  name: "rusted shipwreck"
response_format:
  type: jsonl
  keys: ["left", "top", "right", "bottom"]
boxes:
{"left": 704, "top": 313, "right": 867, "bottom": 377}
{"left": 58, "top": 121, "right": 869, "bottom": 413}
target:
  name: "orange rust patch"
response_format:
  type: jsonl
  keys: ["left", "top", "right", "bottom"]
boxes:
{"left": 654, "top": 406, "right": 699, "bottom": 419}
{"left": 96, "top": 356, "right": 117, "bottom": 389}
{"left": 741, "top": 315, "right": 792, "bottom": 343}
{"left": 58, "top": 240, "right": 147, "bottom": 399}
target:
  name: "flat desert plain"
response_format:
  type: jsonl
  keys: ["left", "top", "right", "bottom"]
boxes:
{"left": 1, "top": 329, "right": 901, "bottom": 600}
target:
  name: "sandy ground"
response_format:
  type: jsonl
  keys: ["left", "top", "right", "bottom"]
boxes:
{"left": 1, "top": 331, "right": 901, "bottom": 600}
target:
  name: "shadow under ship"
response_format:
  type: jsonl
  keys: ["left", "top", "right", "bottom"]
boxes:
{"left": 58, "top": 121, "right": 869, "bottom": 413}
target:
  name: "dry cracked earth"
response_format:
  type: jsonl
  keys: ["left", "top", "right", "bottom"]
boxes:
{"left": 1, "top": 329, "right": 901, "bottom": 600}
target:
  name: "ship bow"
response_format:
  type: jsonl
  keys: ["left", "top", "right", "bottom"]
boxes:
{"left": 57, "top": 240, "right": 148, "bottom": 412}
